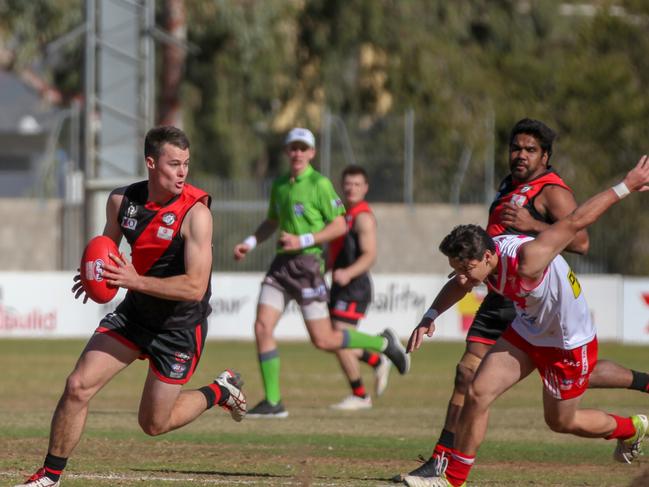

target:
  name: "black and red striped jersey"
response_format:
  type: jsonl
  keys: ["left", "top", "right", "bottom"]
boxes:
{"left": 114, "top": 180, "right": 213, "bottom": 330}
{"left": 328, "top": 200, "right": 373, "bottom": 303}
{"left": 487, "top": 168, "right": 572, "bottom": 238}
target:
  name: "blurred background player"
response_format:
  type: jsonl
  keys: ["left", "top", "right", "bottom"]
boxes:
{"left": 396, "top": 118, "right": 649, "bottom": 482}
{"left": 233, "top": 128, "right": 409, "bottom": 418}
{"left": 403, "top": 154, "right": 649, "bottom": 487}
{"left": 328, "top": 165, "right": 391, "bottom": 410}
{"left": 15, "top": 126, "right": 246, "bottom": 487}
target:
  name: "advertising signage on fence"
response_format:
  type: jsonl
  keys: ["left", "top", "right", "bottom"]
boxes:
{"left": 0, "top": 272, "right": 629, "bottom": 341}
{"left": 622, "top": 278, "right": 649, "bottom": 344}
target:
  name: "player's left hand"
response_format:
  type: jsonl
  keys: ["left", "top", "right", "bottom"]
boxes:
{"left": 279, "top": 232, "right": 301, "bottom": 251}
{"left": 71, "top": 271, "right": 90, "bottom": 304}
{"left": 500, "top": 202, "right": 536, "bottom": 233}
{"left": 332, "top": 268, "right": 352, "bottom": 286}
{"left": 407, "top": 318, "right": 436, "bottom": 353}
{"left": 102, "top": 252, "right": 139, "bottom": 290}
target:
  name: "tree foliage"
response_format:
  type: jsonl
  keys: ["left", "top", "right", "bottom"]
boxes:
{"left": 2, "top": 0, "right": 649, "bottom": 273}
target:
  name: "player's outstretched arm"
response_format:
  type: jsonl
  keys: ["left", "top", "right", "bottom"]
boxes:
{"left": 407, "top": 274, "right": 473, "bottom": 352}
{"left": 233, "top": 218, "right": 278, "bottom": 261}
{"left": 518, "top": 155, "right": 649, "bottom": 281}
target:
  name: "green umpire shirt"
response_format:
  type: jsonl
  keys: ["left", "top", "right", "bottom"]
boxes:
{"left": 267, "top": 164, "right": 345, "bottom": 256}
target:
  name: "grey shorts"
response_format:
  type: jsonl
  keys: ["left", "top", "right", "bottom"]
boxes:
{"left": 262, "top": 253, "right": 328, "bottom": 306}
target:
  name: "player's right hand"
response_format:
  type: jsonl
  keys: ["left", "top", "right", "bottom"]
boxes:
{"left": 407, "top": 317, "right": 436, "bottom": 353}
{"left": 623, "top": 154, "right": 649, "bottom": 192}
{"left": 233, "top": 243, "right": 250, "bottom": 261}
{"left": 71, "top": 271, "right": 90, "bottom": 304}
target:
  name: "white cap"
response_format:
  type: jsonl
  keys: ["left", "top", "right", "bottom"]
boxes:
{"left": 285, "top": 127, "right": 316, "bottom": 148}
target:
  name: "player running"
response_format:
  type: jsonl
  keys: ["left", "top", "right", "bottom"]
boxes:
{"left": 233, "top": 128, "right": 409, "bottom": 418}
{"left": 15, "top": 126, "right": 246, "bottom": 487}
{"left": 395, "top": 119, "right": 649, "bottom": 482}
{"left": 328, "top": 165, "right": 391, "bottom": 411}
{"left": 402, "top": 155, "right": 649, "bottom": 486}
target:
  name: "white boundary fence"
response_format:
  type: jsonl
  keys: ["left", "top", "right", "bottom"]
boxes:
{"left": 0, "top": 272, "right": 647, "bottom": 343}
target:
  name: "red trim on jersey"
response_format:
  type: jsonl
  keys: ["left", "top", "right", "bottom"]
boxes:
{"left": 328, "top": 200, "right": 372, "bottom": 269}
{"left": 487, "top": 171, "right": 571, "bottom": 237}
{"left": 132, "top": 184, "right": 209, "bottom": 275}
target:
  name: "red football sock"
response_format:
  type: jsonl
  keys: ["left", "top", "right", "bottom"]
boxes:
{"left": 606, "top": 415, "right": 636, "bottom": 440}
{"left": 444, "top": 449, "right": 475, "bottom": 487}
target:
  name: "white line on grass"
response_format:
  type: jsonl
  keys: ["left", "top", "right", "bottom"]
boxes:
{"left": 2, "top": 471, "right": 348, "bottom": 486}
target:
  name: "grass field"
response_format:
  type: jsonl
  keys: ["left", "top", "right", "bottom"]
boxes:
{"left": 2, "top": 338, "right": 649, "bottom": 486}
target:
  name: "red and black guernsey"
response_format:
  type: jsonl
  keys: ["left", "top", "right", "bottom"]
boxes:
{"left": 486, "top": 168, "right": 572, "bottom": 237}
{"left": 115, "top": 181, "right": 212, "bottom": 331}
{"left": 328, "top": 200, "right": 373, "bottom": 302}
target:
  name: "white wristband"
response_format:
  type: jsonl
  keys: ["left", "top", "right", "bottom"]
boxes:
{"left": 423, "top": 308, "right": 439, "bottom": 321}
{"left": 612, "top": 182, "right": 630, "bottom": 199}
{"left": 243, "top": 235, "right": 257, "bottom": 250}
{"left": 298, "top": 233, "right": 315, "bottom": 249}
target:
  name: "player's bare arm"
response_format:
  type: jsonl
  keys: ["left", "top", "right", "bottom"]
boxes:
{"left": 407, "top": 274, "right": 473, "bottom": 353}
{"left": 500, "top": 186, "right": 588, "bottom": 254}
{"left": 233, "top": 218, "right": 279, "bottom": 260}
{"left": 332, "top": 212, "right": 377, "bottom": 287}
{"left": 103, "top": 202, "right": 213, "bottom": 301}
{"left": 518, "top": 155, "right": 649, "bottom": 282}
{"left": 279, "top": 215, "right": 346, "bottom": 251}
{"left": 537, "top": 185, "right": 589, "bottom": 254}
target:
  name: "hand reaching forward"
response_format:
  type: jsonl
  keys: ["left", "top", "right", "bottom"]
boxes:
{"left": 407, "top": 317, "right": 436, "bottom": 353}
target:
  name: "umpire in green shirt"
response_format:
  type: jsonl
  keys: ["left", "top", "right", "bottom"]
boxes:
{"left": 233, "top": 127, "right": 410, "bottom": 418}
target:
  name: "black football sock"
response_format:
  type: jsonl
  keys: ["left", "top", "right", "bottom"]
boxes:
{"left": 437, "top": 428, "right": 455, "bottom": 450}
{"left": 360, "top": 350, "right": 381, "bottom": 368}
{"left": 43, "top": 452, "right": 67, "bottom": 482}
{"left": 349, "top": 378, "right": 368, "bottom": 398}
{"left": 630, "top": 370, "right": 649, "bottom": 393}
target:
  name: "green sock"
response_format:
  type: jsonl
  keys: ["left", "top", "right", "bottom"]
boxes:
{"left": 343, "top": 329, "right": 386, "bottom": 352}
{"left": 259, "top": 350, "right": 281, "bottom": 405}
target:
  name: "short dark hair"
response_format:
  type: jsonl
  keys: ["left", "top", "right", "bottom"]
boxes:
{"left": 144, "top": 126, "right": 190, "bottom": 160}
{"left": 509, "top": 118, "right": 556, "bottom": 161}
{"left": 341, "top": 164, "right": 369, "bottom": 183}
{"left": 439, "top": 224, "right": 495, "bottom": 262}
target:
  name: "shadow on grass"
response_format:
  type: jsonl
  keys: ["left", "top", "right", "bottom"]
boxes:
{"left": 132, "top": 467, "right": 389, "bottom": 482}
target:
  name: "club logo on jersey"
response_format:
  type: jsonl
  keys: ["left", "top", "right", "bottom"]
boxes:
{"left": 520, "top": 185, "right": 533, "bottom": 193}
{"left": 157, "top": 226, "right": 174, "bottom": 240}
{"left": 334, "top": 300, "right": 348, "bottom": 311}
{"left": 126, "top": 204, "right": 137, "bottom": 218}
{"left": 510, "top": 194, "right": 526, "bottom": 207}
{"left": 121, "top": 217, "right": 137, "bottom": 230}
{"left": 331, "top": 198, "right": 343, "bottom": 209}
{"left": 162, "top": 212, "right": 176, "bottom": 225}
{"left": 293, "top": 203, "right": 305, "bottom": 216}
{"left": 567, "top": 269, "right": 582, "bottom": 298}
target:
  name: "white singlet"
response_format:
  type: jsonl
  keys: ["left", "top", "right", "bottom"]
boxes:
{"left": 488, "top": 234, "right": 595, "bottom": 349}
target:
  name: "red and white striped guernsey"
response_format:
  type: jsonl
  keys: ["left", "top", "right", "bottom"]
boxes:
{"left": 488, "top": 234, "right": 595, "bottom": 349}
